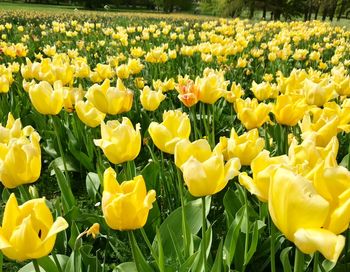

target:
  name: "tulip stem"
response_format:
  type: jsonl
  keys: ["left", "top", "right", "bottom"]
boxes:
{"left": 18, "top": 185, "right": 31, "bottom": 201}
{"left": 140, "top": 228, "right": 163, "bottom": 272}
{"left": 294, "top": 248, "right": 304, "bottom": 272}
{"left": 312, "top": 252, "right": 318, "bottom": 272}
{"left": 270, "top": 220, "right": 276, "bottom": 272}
{"left": 33, "top": 259, "right": 41, "bottom": 272}
{"left": 201, "top": 197, "right": 207, "bottom": 272}
{"left": 51, "top": 116, "right": 70, "bottom": 183}
{"left": 52, "top": 252, "right": 63, "bottom": 272}
{"left": 176, "top": 166, "right": 190, "bottom": 258}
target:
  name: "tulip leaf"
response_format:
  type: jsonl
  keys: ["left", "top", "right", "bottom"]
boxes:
{"left": 49, "top": 157, "right": 79, "bottom": 175}
{"left": 224, "top": 206, "right": 244, "bottom": 267}
{"left": 153, "top": 198, "right": 211, "bottom": 261}
{"left": 141, "top": 161, "right": 160, "bottom": 190}
{"left": 51, "top": 162, "right": 76, "bottom": 215}
{"left": 321, "top": 259, "right": 337, "bottom": 272}
{"left": 128, "top": 232, "right": 154, "bottom": 272}
{"left": 114, "top": 262, "right": 137, "bottom": 272}
{"left": 211, "top": 240, "right": 224, "bottom": 272}
{"left": 244, "top": 221, "right": 259, "bottom": 265}
{"left": 179, "top": 252, "right": 199, "bottom": 272}
{"left": 80, "top": 245, "right": 101, "bottom": 272}
{"left": 65, "top": 251, "right": 82, "bottom": 272}
{"left": 280, "top": 246, "right": 293, "bottom": 272}
{"left": 18, "top": 255, "right": 69, "bottom": 272}
{"left": 1, "top": 188, "right": 10, "bottom": 202}
{"left": 86, "top": 172, "right": 101, "bottom": 201}
{"left": 223, "top": 188, "right": 244, "bottom": 224}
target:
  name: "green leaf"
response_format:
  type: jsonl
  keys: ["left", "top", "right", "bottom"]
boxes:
{"left": 49, "top": 157, "right": 78, "bottom": 175}
{"left": 64, "top": 251, "right": 82, "bottom": 272}
{"left": 153, "top": 198, "right": 211, "bottom": 260}
{"left": 321, "top": 259, "right": 336, "bottom": 272}
{"left": 80, "top": 245, "right": 101, "bottom": 272}
{"left": 86, "top": 172, "right": 100, "bottom": 201}
{"left": 18, "top": 255, "right": 69, "bottom": 272}
{"left": 141, "top": 161, "right": 160, "bottom": 190}
{"left": 224, "top": 206, "right": 244, "bottom": 267}
{"left": 114, "top": 262, "right": 137, "bottom": 272}
{"left": 129, "top": 232, "right": 153, "bottom": 272}
{"left": 2, "top": 188, "right": 10, "bottom": 202}
{"left": 179, "top": 252, "right": 199, "bottom": 272}
{"left": 280, "top": 247, "right": 293, "bottom": 272}
{"left": 211, "top": 240, "right": 223, "bottom": 272}
{"left": 51, "top": 162, "right": 76, "bottom": 215}
{"left": 68, "top": 221, "right": 81, "bottom": 251}
{"left": 244, "top": 221, "right": 259, "bottom": 265}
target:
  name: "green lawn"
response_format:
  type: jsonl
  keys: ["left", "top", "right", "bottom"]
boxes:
{"left": 0, "top": 1, "right": 80, "bottom": 11}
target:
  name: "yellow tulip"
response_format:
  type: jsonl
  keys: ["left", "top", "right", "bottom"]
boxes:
{"left": 314, "top": 166, "right": 350, "bottom": 234}
{"left": 174, "top": 138, "right": 212, "bottom": 169}
{"left": 196, "top": 70, "right": 228, "bottom": 104}
{"left": 94, "top": 117, "right": 141, "bottom": 164}
{"left": 86, "top": 78, "right": 133, "bottom": 115}
{"left": 224, "top": 82, "right": 244, "bottom": 103}
{"left": 102, "top": 168, "right": 156, "bottom": 230}
{"left": 273, "top": 94, "right": 308, "bottom": 126}
{"left": 148, "top": 110, "right": 191, "bottom": 154}
{"left": 140, "top": 86, "right": 166, "bottom": 111}
{"left": 300, "top": 114, "right": 339, "bottom": 147}
{"left": 0, "top": 130, "right": 41, "bottom": 189}
{"left": 251, "top": 81, "right": 278, "bottom": 101}
{"left": 28, "top": 80, "right": 64, "bottom": 115}
{"left": 116, "top": 64, "right": 130, "bottom": 79}
{"left": 0, "top": 113, "right": 23, "bottom": 143}
{"left": 176, "top": 78, "right": 200, "bottom": 108}
{"left": 217, "top": 128, "right": 265, "bottom": 165}
{"left": 303, "top": 79, "right": 336, "bottom": 107}
{"left": 181, "top": 153, "right": 240, "bottom": 197}
{"left": 127, "top": 58, "right": 144, "bottom": 75}
{"left": 75, "top": 100, "right": 106, "bottom": 128}
{"left": 234, "top": 98, "right": 271, "bottom": 130}
{"left": 238, "top": 150, "right": 289, "bottom": 202}
{"left": 0, "top": 194, "right": 68, "bottom": 261}
{"left": 269, "top": 168, "right": 345, "bottom": 263}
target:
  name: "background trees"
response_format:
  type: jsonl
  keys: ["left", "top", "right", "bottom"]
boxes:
{"left": 5, "top": 0, "right": 350, "bottom": 21}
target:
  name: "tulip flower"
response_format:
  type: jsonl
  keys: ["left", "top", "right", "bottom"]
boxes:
{"left": 140, "top": 86, "right": 166, "bottom": 111}
{"left": 303, "top": 78, "right": 336, "bottom": 107}
{"left": 0, "top": 194, "right": 68, "bottom": 261}
{"left": 174, "top": 139, "right": 212, "bottom": 168}
{"left": 216, "top": 128, "right": 265, "bottom": 165}
{"left": 86, "top": 78, "right": 133, "bottom": 115}
{"left": 94, "top": 117, "right": 141, "bottom": 164}
{"left": 148, "top": 110, "right": 191, "bottom": 154}
{"left": 224, "top": 82, "right": 244, "bottom": 103}
{"left": 234, "top": 98, "right": 271, "bottom": 130}
{"left": 239, "top": 150, "right": 289, "bottom": 202}
{"left": 0, "top": 131, "right": 41, "bottom": 189}
{"left": 102, "top": 168, "right": 156, "bottom": 230}
{"left": 195, "top": 70, "right": 228, "bottom": 104}
{"left": 251, "top": 81, "right": 278, "bottom": 101}
{"left": 269, "top": 168, "right": 345, "bottom": 263}
{"left": 273, "top": 94, "right": 308, "bottom": 126}
{"left": 75, "top": 100, "right": 106, "bottom": 128}
{"left": 180, "top": 152, "right": 240, "bottom": 197}
{"left": 28, "top": 80, "right": 64, "bottom": 115}
{"left": 176, "top": 79, "right": 200, "bottom": 107}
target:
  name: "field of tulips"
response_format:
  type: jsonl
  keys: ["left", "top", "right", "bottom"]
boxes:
{"left": 1, "top": 7, "right": 350, "bottom": 272}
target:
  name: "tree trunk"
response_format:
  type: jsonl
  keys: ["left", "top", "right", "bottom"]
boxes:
{"left": 314, "top": 4, "right": 320, "bottom": 19}
{"left": 262, "top": 0, "right": 267, "bottom": 19}
{"left": 329, "top": 0, "right": 337, "bottom": 21}
{"left": 337, "top": 0, "right": 347, "bottom": 20}
{"left": 249, "top": 0, "right": 255, "bottom": 19}
{"left": 322, "top": 5, "right": 328, "bottom": 21}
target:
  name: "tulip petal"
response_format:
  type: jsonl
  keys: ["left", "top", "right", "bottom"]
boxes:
{"left": 294, "top": 228, "right": 345, "bottom": 263}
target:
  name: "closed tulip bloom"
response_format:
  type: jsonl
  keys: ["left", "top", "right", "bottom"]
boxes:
{"left": 196, "top": 70, "right": 229, "bottom": 104}
{"left": 28, "top": 80, "right": 64, "bottom": 115}
{"left": 218, "top": 128, "right": 265, "bottom": 165}
{"left": 127, "top": 58, "right": 144, "bottom": 75}
{"left": 94, "top": 117, "right": 141, "bottom": 164}
{"left": 269, "top": 168, "right": 345, "bottom": 263}
{"left": 0, "top": 194, "right": 68, "bottom": 261}
{"left": 140, "top": 86, "right": 166, "bottom": 111}
{"left": 75, "top": 100, "right": 106, "bottom": 128}
{"left": 148, "top": 110, "right": 191, "bottom": 154}
{"left": 116, "top": 64, "right": 130, "bottom": 79}
{"left": 304, "top": 79, "right": 336, "bottom": 107}
{"left": 181, "top": 153, "right": 240, "bottom": 197}
{"left": 234, "top": 98, "right": 271, "bottom": 130}
{"left": 174, "top": 139, "right": 212, "bottom": 168}
{"left": 102, "top": 168, "right": 156, "bottom": 230}
{"left": 273, "top": 95, "right": 308, "bottom": 126}
{"left": 0, "top": 131, "right": 41, "bottom": 189}
{"left": 86, "top": 78, "right": 133, "bottom": 115}
{"left": 239, "top": 150, "right": 289, "bottom": 202}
